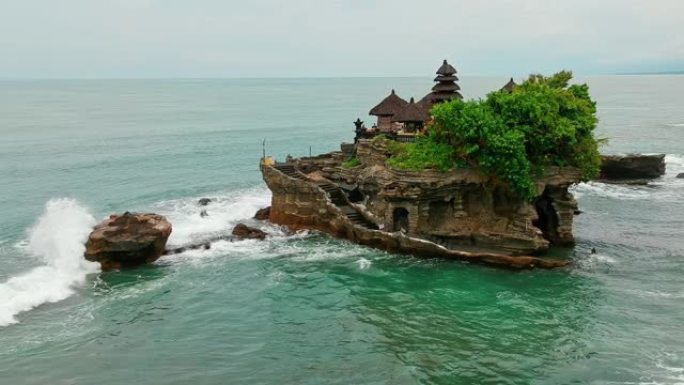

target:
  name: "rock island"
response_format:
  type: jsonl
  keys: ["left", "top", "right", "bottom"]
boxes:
{"left": 259, "top": 60, "right": 608, "bottom": 268}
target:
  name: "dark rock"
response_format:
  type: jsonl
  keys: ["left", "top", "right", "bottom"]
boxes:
{"left": 253, "top": 207, "right": 271, "bottom": 220}
{"left": 232, "top": 223, "right": 267, "bottom": 240}
{"left": 198, "top": 198, "right": 213, "bottom": 206}
{"left": 85, "top": 213, "right": 172, "bottom": 270}
{"left": 200, "top": 210, "right": 209, "bottom": 217}
{"left": 600, "top": 179, "right": 651, "bottom": 186}
{"left": 600, "top": 154, "right": 665, "bottom": 180}
{"left": 677, "top": 173, "right": 684, "bottom": 179}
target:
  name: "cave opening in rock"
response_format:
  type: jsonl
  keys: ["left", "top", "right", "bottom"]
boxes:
{"left": 346, "top": 187, "right": 364, "bottom": 203}
{"left": 533, "top": 193, "right": 560, "bottom": 244}
{"left": 393, "top": 207, "right": 409, "bottom": 233}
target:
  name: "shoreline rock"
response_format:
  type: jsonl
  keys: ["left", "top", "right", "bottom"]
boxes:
{"left": 600, "top": 154, "right": 665, "bottom": 180}
{"left": 254, "top": 207, "right": 271, "bottom": 220}
{"left": 232, "top": 223, "right": 267, "bottom": 240}
{"left": 84, "top": 212, "right": 172, "bottom": 271}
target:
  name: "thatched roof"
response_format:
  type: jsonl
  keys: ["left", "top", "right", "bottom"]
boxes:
{"left": 501, "top": 77, "right": 517, "bottom": 92}
{"left": 436, "top": 59, "right": 457, "bottom": 76}
{"left": 369, "top": 89, "right": 409, "bottom": 116}
{"left": 418, "top": 93, "right": 435, "bottom": 110}
{"left": 392, "top": 97, "right": 431, "bottom": 123}
{"left": 434, "top": 75, "right": 459, "bottom": 82}
{"left": 432, "top": 82, "right": 461, "bottom": 93}
{"left": 420, "top": 89, "right": 463, "bottom": 107}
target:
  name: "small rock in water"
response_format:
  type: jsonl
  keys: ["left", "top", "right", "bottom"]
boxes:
{"left": 677, "top": 173, "right": 684, "bottom": 179}
{"left": 253, "top": 206, "right": 271, "bottom": 220}
{"left": 232, "top": 223, "right": 267, "bottom": 240}
{"left": 200, "top": 209, "right": 209, "bottom": 217}
{"left": 84, "top": 212, "right": 172, "bottom": 270}
{"left": 599, "top": 154, "right": 665, "bottom": 180}
{"left": 198, "top": 198, "right": 213, "bottom": 206}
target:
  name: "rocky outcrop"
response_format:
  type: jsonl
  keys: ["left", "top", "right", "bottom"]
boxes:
{"left": 84, "top": 212, "right": 172, "bottom": 270}
{"left": 232, "top": 223, "right": 267, "bottom": 240}
{"left": 261, "top": 161, "right": 571, "bottom": 269}
{"left": 253, "top": 207, "right": 271, "bottom": 220}
{"left": 600, "top": 154, "right": 665, "bottom": 180}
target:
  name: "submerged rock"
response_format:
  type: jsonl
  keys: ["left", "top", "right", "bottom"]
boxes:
{"left": 600, "top": 154, "right": 665, "bottom": 180}
{"left": 253, "top": 207, "right": 271, "bottom": 220}
{"left": 84, "top": 212, "right": 172, "bottom": 270}
{"left": 232, "top": 223, "right": 266, "bottom": 240}
{"left": 198, "top": 198, "right": 213, "bottom": 206}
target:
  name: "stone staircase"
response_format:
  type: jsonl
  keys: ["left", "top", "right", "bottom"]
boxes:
{"left": 272, "top": 164, "right": 378, "bottom": 230}
{"left": 273, "top": 164, "right": 307, "bottom": 180}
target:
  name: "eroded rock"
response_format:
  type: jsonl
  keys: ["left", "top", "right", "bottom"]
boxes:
{"left": 232, "top": 223, "right": 267, "bottom": 240}
{"left": 253, "top": 207, "right": 271, "bottom": 220}
{"left": 84, "top": 212, "right": 172, "bottom": 270}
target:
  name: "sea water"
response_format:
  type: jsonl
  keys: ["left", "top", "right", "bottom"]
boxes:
{"left": 0, "top": 76, "right": 683, "bottom": 384}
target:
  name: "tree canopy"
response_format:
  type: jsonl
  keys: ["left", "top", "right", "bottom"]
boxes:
{"left": 386, "top": 71, "right": 602, "bottom": 200}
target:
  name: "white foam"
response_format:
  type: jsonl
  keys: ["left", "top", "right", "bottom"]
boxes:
{"left": 0, "top": 199, "right": 100, "bottom": 327}
{"left": 356, "top": 258, "right": 372, "bottom": 270}
{"left": 665, "top": 154, "right": 684, "bottom": 175}
{"left": 571, "top": 182, "right": 651, "bottom": 200}
{"left": 154, "top": 187, "right": 272, "bottom": 247}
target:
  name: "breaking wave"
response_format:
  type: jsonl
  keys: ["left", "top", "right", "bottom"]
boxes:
{"left": 152, "top": 186, "right": 273, "bottom": 247}
{"left": 571, "top": 154, "right": 684, "bottom": 201}
{"left": 0, "top": 199, "right": 99, "bottom": 326}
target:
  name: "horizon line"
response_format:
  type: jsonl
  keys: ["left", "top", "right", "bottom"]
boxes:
{"left": 3, "top": 72, "right": 676, "bottom": 82}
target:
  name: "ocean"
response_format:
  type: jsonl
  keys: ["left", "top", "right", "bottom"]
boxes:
{"left": 0, "top": 76, "right": 683, "bottom": 384}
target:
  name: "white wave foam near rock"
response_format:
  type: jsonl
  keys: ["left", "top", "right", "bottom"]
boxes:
{"left": 0, "top": 199, "right": 99, "bottom": 326}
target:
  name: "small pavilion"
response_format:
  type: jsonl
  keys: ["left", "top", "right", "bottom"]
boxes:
{"left": 369, "top": 89, "right": 408, "bottom": 131}
{"left": 392, "top": 97, "right": 431, "bottom": 133}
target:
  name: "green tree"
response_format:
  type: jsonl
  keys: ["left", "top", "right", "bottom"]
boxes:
{"left": 385, "top": 71, "right": 602, "bottom": 200}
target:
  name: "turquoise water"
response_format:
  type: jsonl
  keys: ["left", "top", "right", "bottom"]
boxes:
{"left": 1, "top": 76, "right": 683, "bottom": 384}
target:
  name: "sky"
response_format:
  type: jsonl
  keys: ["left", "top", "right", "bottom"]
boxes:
{"left": 0, "top": 0, "right": 683, "bottom": 79}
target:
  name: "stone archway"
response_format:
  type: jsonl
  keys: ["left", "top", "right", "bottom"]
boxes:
{"left": 393, "top": 207, "right": 409, "bottom": 233}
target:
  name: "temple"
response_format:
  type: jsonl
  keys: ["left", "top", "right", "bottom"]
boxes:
{"left": 360, "top": 59, "right": 466, "bottom": 142}
{"left": 260, "top": 60, "right": 576, "bottom": 269}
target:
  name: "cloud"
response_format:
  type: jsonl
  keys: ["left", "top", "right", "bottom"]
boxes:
{"left": 0, "top": 0, "right": 682, "bottom": 78}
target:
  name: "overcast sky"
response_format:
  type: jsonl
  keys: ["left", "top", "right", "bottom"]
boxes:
{"left": 1, "top": 0, "right": 682, "bottom": 79}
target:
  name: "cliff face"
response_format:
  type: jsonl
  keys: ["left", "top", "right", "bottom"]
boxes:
{"left": 261, "top": 138, "right": 585, "bottom": 268}
{"left": 352, "top": 139, "right": 581, "bottom": 255}
{"left": 261, "top": 162, "right": 569, "bottom": 269}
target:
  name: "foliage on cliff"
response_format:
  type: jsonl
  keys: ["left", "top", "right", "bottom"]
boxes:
{"left": 387, "top": 71, "right": 601, "bottom": 199}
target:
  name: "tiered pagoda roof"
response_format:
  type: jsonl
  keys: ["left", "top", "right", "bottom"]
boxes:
{"left": 369, "top": 89, "right": 409, "bottom": 116}
{"left": 420, "top": 59, "right": 463, "bottom": 108}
